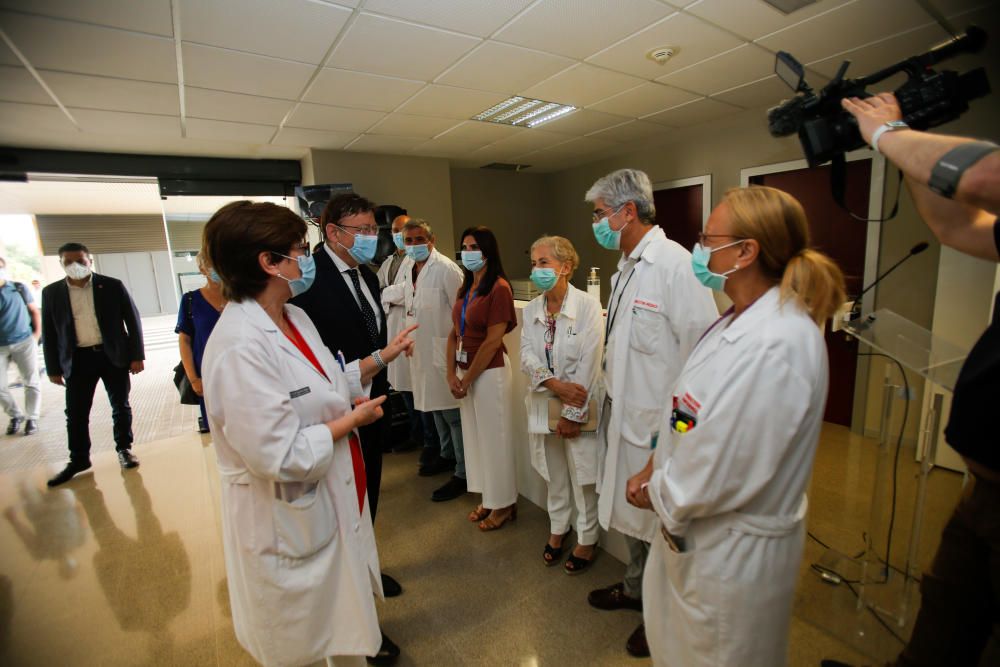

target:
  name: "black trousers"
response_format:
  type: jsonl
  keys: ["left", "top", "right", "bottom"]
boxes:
{"left": 897, "top": 475, "right": 1000, "bottom": 666}
{"left": 65, "top": 347, "right": 133, "bottom": 464}
{"left": 358, "top": 410, "right": 388, "bottom": 520}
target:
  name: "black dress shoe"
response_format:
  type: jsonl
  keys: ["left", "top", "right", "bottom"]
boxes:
{"left": 197, "top": 417, "right": 210, "bottom": 434}
{"left": 381, "top": 573, "right": 402, "bottom": 598}
{"left": 47, "top": 461, "right": 92, "bottom": 487}
{"left": 419, "top": 456, "right": 456, "bottom": 477}
{"left": 6, "top": 416, "right": 24, "bottom": 435}
{"left": 626, "top": 623, "right": 649, "bottom": 657}
{"left": 431, "top": 475, "right": 467, "bottom": 502}
{"left": 117, "top": 450, "right": 140, "bottom": 469}
{"left": 588, "top": 582, "right": 643, "bottom": 611}
{"left": 23, "top": 419, "right": 38, "bottom": 436}
{"left": 367, "top": 632, "right": 399, "bottom": 666}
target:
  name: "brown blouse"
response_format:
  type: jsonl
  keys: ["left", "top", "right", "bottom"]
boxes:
{"left": 451, "top": 277, "right": 517, "bottom": 370}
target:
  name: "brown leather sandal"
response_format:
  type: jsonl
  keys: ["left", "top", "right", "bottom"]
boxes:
{"left": 467, "top": 505, "right": 490, "bottom": 522}
{"left": 478, "top": 505, "right": 517, "bottom": 532}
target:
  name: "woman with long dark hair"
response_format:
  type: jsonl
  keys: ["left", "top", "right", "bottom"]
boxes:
{"left": 444, "top": 226, "right": 518, "bottom": 530}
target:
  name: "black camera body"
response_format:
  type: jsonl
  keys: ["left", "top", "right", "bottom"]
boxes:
{"left": 768, "top": 27, "right": 990, "bottom": 167}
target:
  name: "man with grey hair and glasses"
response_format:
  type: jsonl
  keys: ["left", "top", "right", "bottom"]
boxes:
{"left": 584, "top": 168, "right": 717, "bottom": 657}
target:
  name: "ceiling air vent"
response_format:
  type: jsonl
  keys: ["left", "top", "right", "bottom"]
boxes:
{"left": 761, "top": 0, "right": 819, "bottom": 14}
{"left": 481, "top": 163, "right": 531, "bottom": 171}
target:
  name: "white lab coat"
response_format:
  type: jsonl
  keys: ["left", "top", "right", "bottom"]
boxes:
{"left": 643, "top": 286, "right": 828, "bottom": 667}
{"left": 398, "top": 248, "right": 464, "bottom": 412}
{"left": 378, "top": 252, "right": 413, "bottom": 392}
{"left": 520, "top": 284, "right": 604, "bottom": 484}
{"left": 598, "top": 226, "right": 718, "bottom": 541}
{"left": 202, "top": 299, "right": 382, "bottom": 667}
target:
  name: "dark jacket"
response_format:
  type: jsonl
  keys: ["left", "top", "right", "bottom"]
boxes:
{"left": 41, "top": 274, "right": 144, "bottom": 378}
{"left": 291, "top": 248, "right": 390, "bottom": 439}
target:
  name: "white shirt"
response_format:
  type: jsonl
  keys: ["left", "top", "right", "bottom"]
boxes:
{"left": 324, "top": 243, "right": 382, "bottom": 334}
{"left": 67, "top": 277, "right": 102, "bottom": 347}
{"left": 604, "top": 226, "right": 657, "bottom": 399}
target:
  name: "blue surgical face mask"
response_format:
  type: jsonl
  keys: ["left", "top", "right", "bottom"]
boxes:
{"left": 591, "top": 205, "right": 627, "bottom": 250}
{"left": 208, "top": 268, "right": 221, "bottom": 284}
{"left": 336, "top": 227, "right": 379, "bottom": 265}
{"left": 275, "top": 253, "right": 316, "bottom": 297}
{"left": 691, "top": 240, "right": 743, "bottom": 291}
{"left": 530, "top": 267, "right": 559, "bottom": 292}
{"left": 405, "top": 244, "right": 430, "bottom": 263}
{"left": 392, "top": 231, "right": 405, "bottom": 250}
{"left": 462, "top": 250, "right": 485, "bottom": 272}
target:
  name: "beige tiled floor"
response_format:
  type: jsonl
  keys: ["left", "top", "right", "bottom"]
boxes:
{"left": 0, "top": 350, "right": 965, "bottom": 666}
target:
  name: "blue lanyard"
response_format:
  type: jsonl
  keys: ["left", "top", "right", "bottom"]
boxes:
{"left": 460, "top": 289, "right": 474, "bottom": 338}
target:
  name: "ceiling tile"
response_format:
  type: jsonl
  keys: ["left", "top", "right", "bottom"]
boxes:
{"left": 586, "top": 119, "right": 670, "bottom": 143}
{"left": 755, "top": 0, "right": 932, "bottom": 66}
{"left": 437, "top": 42, "right": 574, "bottom": 94}
{"left": 0, "top": 65, "right": 50, "bottom": 104}
{"left": 363, "top": 0, "right": 535, "bottom": 37}
{"left": 0, "top": 11, "right": 177, "bottom": 83}
{"left": 186, "top": 118, "right": 275, "bottom": 143}
{"left": 589, "top": 82, "right": 700, "bottom": 117}
{"left": 0, "top": 0, "right": 175, "bottom": 37}
{"left": 0, "top": 37, "right": 17, "bottom": 65}
{"left": 644, "top": 96, "right": 741, "bottom": 126}
{"left": 368, "top": 113, "right": 461, "bottom": 138}
{"left": 534, "top": 135, "right": 618, "bottom": 156}
{"left": 0, "top": 101, "right": 73, "bottom": 135}
{"left": 657, "top": 43, "right": 777, "bottom": 95}
{"left": 685, "top": 0, "right": 852, "bottom": 41}
{"left": 346, "top": 134, "right": 427, "bottom": 154}
{"left": 272, "top": 127, "right": 357, "bottom": 149}
{"left": 182, "top": 43, "right": 314, "bottom": 99}
{"left": 185, "top": 87, "right": 295, "bottom": 125}
{"left": 179, "top": 0, "right": 352, "bottom": 65}
{"left": 709, "top": 75, "right": 791, "bottom": 109}
{"left": 413, "top": 123, "right": 524, "bottom": 156}
{"left": 495, "top": 0, "right": 675, "bottom": 60}
{"left": 327, "top": 12, "right": 479, "bottom": 81}
{"left": 531, "top": 108, "right": 631, "bottom": 135}
{"left": 285, "top": 102, "right": 385, "bottom": 133}
{"left": 304, "top": 69, "right": 424, "bottom": 111}
{"left": 44, "top": 71, "right": 179, "bottom": 115}
{"left": 522, "top": 64, "right": 645, "bottom": 108}
{"left": 587, "top": 11, "right": 744, "bottom": 80}
{"left": 396, "top": 85, "right": 507, "bottom": 120}
{"left": 485, "top": 129, "right": 575, "bottom": 158}
{"left": 72, "top": 108, "right": 180, "bottom": 137}
{"left": 806, "top": 22, "right": 952, "bottom": 79}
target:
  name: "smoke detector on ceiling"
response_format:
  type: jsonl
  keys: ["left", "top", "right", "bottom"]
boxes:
{"left": 646, "top": 46, "right": 678, "bottom": 65}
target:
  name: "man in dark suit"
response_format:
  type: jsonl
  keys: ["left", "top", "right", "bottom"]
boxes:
{"left": 291, "top": 193, "right": 401, "bottom": 666}
{"left": 42, "top": 243, "right": 145, "bottom": 487}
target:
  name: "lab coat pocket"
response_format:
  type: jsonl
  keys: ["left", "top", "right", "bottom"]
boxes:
{"left": 629, "top": 308, "right": 661, "bottom": 355}
{"left": 271, "top": 480, "right": 337, "bottom": 559}
{"left": 432, "top": 336, "right": 449, "bottom": 370}
{"left": 663, "top": 542, "right": 721, "bottom": 663}
{"left": 619, "top": 404, "right": 662, "bottom": 448}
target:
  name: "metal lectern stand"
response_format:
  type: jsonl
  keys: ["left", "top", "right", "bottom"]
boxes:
{"left": 842, "top": 309, "right": 968, "bottom": 627}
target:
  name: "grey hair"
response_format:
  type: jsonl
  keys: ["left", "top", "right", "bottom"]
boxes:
{"left": 530, "top": 236, "right": 579, "bottom": 279}
{"left": 584, "top": 168, "right": 656, "bottom": 224}
{"left": 402, "top": 218, "right": 434, "bottom": 239}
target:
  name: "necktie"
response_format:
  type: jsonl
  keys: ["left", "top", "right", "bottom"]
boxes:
{"left": 347, "top": 268, "right": 379, "bottom": 346}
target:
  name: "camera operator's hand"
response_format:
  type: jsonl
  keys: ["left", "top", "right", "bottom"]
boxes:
{"left": 841, "top": 92, "right": 903, "bottom": 146}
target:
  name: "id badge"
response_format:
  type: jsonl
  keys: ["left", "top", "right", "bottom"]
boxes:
{"left": 456, "top": 340, "right": 468, "bottom": 364}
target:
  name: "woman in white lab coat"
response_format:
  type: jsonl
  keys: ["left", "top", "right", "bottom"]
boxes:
{"left": 628, "top": 186, "right": 846, "bottom": 666}
{"left": 520, "top": 236, "right": 604, "bottom": 573}
{"left": 200, "top": 201, "right": 415, "bottom": 667}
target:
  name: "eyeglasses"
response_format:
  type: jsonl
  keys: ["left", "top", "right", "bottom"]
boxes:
{"left": 274, "top": 243, "right": 311, "bottom": 259}
{"left": 697, "top": 232, "right": 746, "bottom": 246}
{"left": 591, "top": 204, "right": 625, "bottom": 222}
{"left": 339, "top": 224, "right": 379, "bottom": 236}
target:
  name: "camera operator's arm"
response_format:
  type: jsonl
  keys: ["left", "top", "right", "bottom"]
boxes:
{"left": 843, "top": 93, "right": 999, "bottom": 261}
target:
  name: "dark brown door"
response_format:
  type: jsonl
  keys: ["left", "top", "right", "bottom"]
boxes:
{"left": 751, "top": 161, "right": 871, "bottom": 427}
{"left": 653, "top": 183, "right": 703, "bottom": 252}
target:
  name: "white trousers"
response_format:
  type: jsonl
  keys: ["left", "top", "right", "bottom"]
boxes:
{"left": 457, "top": 355, "right": 517, "bottom": 509}
{"left": 544, "top": 434, "right": 599, "bottom": 545}
{"left": 0, "top": 336, "right": 40, "bottom": 420}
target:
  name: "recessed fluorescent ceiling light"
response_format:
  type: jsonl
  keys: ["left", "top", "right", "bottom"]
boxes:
{"left": 472, "top": 96, "right": 576, "bottom": 128}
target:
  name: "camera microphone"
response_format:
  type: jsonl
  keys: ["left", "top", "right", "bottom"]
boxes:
{"left": 848, "top": 242, "right": 929, "bottom": 320}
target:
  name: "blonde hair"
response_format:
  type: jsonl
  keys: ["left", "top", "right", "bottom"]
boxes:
{"left": 530, "top": 235, "right": 580, "bottom": 279}
{"left": 723, "top": 186, "right": 845, "bottom": 325}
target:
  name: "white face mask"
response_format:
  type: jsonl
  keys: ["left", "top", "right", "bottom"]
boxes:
{"left": 64, "top": 262, "right": 92, "bottom": 280}
{"left": 0, "top": 268, "right": 7, "bottom": 281}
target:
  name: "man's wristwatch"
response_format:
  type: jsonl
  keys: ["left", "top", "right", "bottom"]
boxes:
{"left": 870, "top": 120, "right": 909, "bottom": 154}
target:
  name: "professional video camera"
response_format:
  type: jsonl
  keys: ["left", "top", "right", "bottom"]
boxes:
{"left": 768, "top": 26, "right": 990, "bottom": 168}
